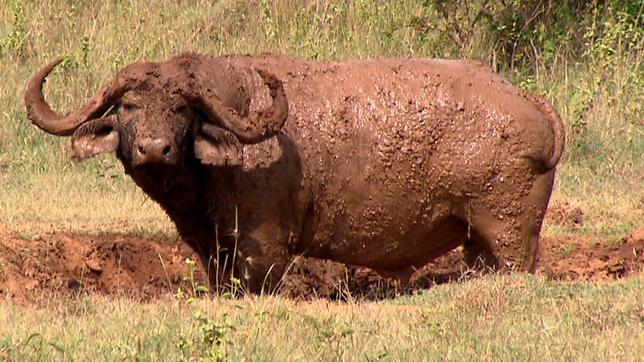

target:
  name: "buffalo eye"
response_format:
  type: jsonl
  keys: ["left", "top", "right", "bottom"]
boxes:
{"left": 121, "top": 103, "right": 139, "bottom": 112}
{"left": 95, "top": 125, "right": 114, "bottom": 138}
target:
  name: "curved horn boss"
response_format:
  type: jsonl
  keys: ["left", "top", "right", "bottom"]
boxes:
{"left": 24, "top": 57, "right": 134, "bottom": 136}
{"left": 185, "top": 68, "right": 288, "bottom": 144}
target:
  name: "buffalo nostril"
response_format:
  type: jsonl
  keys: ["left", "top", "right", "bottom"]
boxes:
{"left": 162, "top": 145, "right": 172, "bottom": 156}
{"left": 134, "top": 138, "right": 175, "bottom": 164}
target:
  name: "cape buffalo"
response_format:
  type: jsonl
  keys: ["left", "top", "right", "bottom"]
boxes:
{"left": 25, "top": 53, "right": 564, "bottom": 292}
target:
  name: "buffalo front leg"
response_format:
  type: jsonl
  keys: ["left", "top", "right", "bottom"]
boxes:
{"left": 226, "top": 223, "right": 291, "bottom": 294}
{"left": 198, "top": 245, "right": 235, "bottom": 294}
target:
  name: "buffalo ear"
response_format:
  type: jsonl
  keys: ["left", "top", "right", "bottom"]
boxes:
{"left": 194, "top": 123, "right": 242, "bottom": 166}
{"left": 71, "top": 116, "right": 120, "bottom": 160}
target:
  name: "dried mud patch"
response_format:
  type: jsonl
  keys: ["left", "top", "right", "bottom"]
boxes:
{"left": 539, "top": 228, "right": 643, "bottom": 281}
{"left": 0, "top": 231, "right": 202, "bottom": 304}
{"left": 0, "top": 228, "right": 641, "bottom": 303}
{"left": 545, "top": 202, "right": 585, "bottom": 228}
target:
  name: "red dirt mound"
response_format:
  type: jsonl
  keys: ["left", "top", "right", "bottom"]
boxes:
{"left": 0, "top": 232, "right": 203, "bottom": 304}
{"left": 0, "top": 228, "right": 641, "bottom": 303}
{"left": 539, "top": 228, "right": 643, "bottom": 280}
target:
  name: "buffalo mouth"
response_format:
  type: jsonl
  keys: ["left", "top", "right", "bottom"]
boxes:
{"left": 129, "top": 162, "right": 182, "bottom": 191}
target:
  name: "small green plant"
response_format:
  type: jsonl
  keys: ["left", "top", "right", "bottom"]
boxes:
{"left": 177, "top": 312, "right": 236, "bottom": 362}
{"left": 80, "top": 36, "right": 90, "bottom": 68}
{"left": 260, "top": 0, "right": 277, "bottom": 40}
{"left": 559, "top": 243, "right": 578, "bottom": 258}
{"left": 175, "top": 258, "right": 209, "bottom": 305}
{"left": 221, "top": 277, "right": 243, "bottom": 299}
{"left": 519, "top": 75, "right": 537, "bottom": 92}
{"left": 0, "top": 1, "right": 27, "bottom": 56}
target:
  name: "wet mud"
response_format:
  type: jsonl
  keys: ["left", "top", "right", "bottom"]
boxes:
{"left": 0, "top": 226, "right": 641, "bottom": 304}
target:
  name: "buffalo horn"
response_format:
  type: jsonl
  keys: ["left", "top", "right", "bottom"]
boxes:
{"left": 188, "top": 69, "right": 288, "bottom": 144}
{"left": 24, "top": 57, "right": 131, "bottom": 136}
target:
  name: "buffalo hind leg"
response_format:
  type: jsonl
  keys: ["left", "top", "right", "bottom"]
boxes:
{"left": 464, "top": 171, "right": 555, "bottom": 272}
{"left": 462, "top": 234, "right": 496, "bottom": 270}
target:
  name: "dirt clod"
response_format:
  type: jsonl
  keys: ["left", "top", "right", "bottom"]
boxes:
{"left": 546, "top": 202, "right": 585, "bottom": 227}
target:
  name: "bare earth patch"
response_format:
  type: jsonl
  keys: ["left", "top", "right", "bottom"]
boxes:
{"left": 0, "top": 231, "right": 198, "bottom": 304}
{"left": 0, "top": 228, "right": 641, "bottom": 303}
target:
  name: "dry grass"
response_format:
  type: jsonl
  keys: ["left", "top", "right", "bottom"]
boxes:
{"left": 0, "top": 165, "right": 175, "bottom": 237}
{"left": 1, "top": 274, "right": 642, "bottom": 360}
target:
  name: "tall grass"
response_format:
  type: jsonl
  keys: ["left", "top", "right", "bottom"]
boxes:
{"left": 0, "top": 0, "right": 641, "bottom": 235}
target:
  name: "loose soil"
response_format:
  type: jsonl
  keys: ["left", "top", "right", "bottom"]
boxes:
{"left": 1, "top": 226, "right": 641, "bottom": 304}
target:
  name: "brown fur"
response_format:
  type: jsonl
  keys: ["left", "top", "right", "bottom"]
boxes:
{"left": 26, "top": 53, "right": 564, "bottom": 292}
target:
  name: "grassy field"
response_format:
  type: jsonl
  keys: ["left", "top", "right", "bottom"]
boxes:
{"left": 0, "top": 0, "right": 642, "bottom": 360}
{"left": 2, "top": 275, "right": 642, "bottom": 360}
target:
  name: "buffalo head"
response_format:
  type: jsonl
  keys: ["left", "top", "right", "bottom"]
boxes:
{"left": 24, "top": 56, "right": 288, "bottom": 170}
